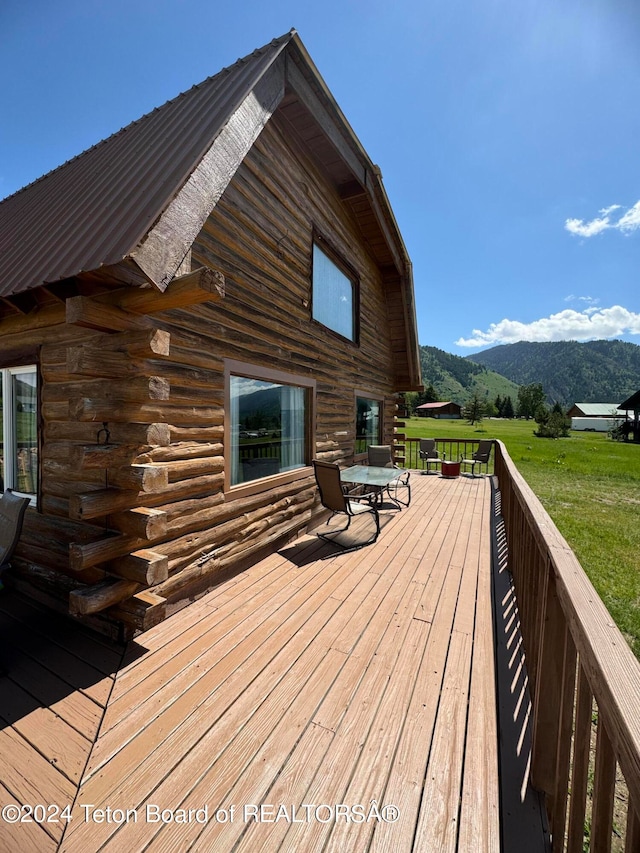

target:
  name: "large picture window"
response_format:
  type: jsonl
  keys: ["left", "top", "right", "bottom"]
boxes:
{"left": 356, "top": 395, "right": 382, "bottom": 455}
{"left": 227, "top": 363, "right": 314, "bottom": 489}
{"left": 1, "top": 365, "right": 38, "bottom": 499}
{"left": 312, "top": 241, "right": 356, "bottom": 342}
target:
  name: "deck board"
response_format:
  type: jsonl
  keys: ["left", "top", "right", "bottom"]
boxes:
{"left": 0, "top": 592, "right": 123, "bottom": 853}
{"left": 0, "top": 472, "right": 528, "bottom": 852}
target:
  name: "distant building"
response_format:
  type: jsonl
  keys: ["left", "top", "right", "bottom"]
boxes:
{"left": 567, "top": 402, "right": 621, "bottom": 418}
{"left": 616, "top": 391, "right": 640, "bottom": 443}
{"left": 416, "top": 401, "right": 462, "bottom": 419}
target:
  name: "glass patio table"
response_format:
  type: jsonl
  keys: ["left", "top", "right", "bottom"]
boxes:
{"left": 340, "top": 465, "right": 411, "bottom": 508}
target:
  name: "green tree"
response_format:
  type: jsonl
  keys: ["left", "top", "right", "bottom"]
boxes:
{"left": 534, "top": 402, "right": 570, "bottom": 438}
{"left": 517, "top": 383, "right": 546, "bottom": 420}
{"left": 502, "top": 396, "right": 515, "bottom": 419}
{"left": 405, "top": 384, "right": 440, "bottom": 415}
{"left": 422, "top": 383, "right": 439, "bottom": 404}
{"left": 463, "top": 394, "right": 486, "bottom": 426}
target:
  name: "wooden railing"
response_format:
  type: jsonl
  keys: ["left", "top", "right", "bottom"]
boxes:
{"left": 494, "top": 440, "right": 640, "bottom": 852}
{"left": 403, "top": 436, "right": 495, "bottom": 473}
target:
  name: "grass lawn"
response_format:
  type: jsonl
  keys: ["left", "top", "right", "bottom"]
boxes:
{"left": 404, "top": 416, "right": 640, "bottom": 658}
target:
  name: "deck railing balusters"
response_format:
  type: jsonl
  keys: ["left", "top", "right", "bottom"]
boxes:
{"left": 494, "top": 440, "right": 640, "bottom": 853}
{"left": 404, "top": 436, "right": 495, "bottom": 474}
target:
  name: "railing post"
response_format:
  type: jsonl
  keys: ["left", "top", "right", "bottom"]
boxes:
{"left": 551, "top": 629, "right": 577, "bottom": 847}
{"left": 591, "top": 717, "right": 616, "bottom": 852}
{"left": 626, "top": 803, "right": 640, "bottom": 853}
{"left": 567, "top": 666, "right": 594, "bottom": 853}
{"left": 531, "top": 572, "right": 566, "bottom": 799}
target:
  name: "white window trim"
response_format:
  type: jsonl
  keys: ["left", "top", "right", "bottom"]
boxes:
{"left": 2, "top": 364, "right": 37, "bottom": 504}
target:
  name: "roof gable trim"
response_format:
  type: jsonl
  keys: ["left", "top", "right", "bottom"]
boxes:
{"left": 130, "top": 56, "right": 286, "bottom": 291}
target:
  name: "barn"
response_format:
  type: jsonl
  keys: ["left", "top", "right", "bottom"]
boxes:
{"left": 415, "top": 401, "right": 461, "bottom": 419}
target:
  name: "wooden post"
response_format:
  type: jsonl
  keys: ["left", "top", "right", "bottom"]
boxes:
{"left": 567, "top": 667, "right": 593, "bottom": 853}
{"left": 591, "top": 717, "right": 616, "bottom": 851}
{"left": 531, "top": 572, "right": 565, "bottom": 799}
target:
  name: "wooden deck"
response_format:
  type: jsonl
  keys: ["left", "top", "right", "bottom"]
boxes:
{"left": 1, "top": 472, "right": 518, "bottom": 851}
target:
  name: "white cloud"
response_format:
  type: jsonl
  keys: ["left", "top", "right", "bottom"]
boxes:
{"left": 456, "top": 305, "right": 640, "bottom": 347}
{"left": 565, "top": 215, "right": 611, "bottom": 237}
{"left": 564, "top": 294, "right": 600, "bottom": 306}
{"left": 565, "top": 200, "right": 640, "bottom": 237}
{"left": 617, "top": 201, "right": 640, "bottom": 233}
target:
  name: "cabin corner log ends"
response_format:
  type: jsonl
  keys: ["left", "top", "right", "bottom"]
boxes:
{"left": 17, "top": 268, "right": 222, "bottom": 628}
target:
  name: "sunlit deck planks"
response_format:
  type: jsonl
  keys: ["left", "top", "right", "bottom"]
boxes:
{"left": 1, "top": 472, "right": 501, "bottom": 852}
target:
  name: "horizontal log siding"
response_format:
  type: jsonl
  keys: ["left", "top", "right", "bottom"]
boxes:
{"left": 151, "top": 116, "right": 399, "bottom": 605}
{"left": 6, "top": 113, "right": 403, "bottom": 630}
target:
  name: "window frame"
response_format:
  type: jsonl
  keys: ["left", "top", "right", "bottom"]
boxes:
{"left": 224, "top": 359, "right": 316, "bottom": 500}
{"left": 1, "top": 363, "right": 38, "bottom": 505}
{"left": 311, "top": 233, "right": 360, "bottom": 345}
{"left": 354, "top": 391, "right": 384, "bottom": 460}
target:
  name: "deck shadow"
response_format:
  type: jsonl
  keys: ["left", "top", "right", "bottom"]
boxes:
{"left": 490, "top": 477, "right": 552, "bottom": 852}
{"left": 0, "top": 589, "right": 125, "bottom": 729}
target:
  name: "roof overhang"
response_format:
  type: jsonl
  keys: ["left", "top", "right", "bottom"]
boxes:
{"left": 0, "top": 31, "right": 422, "bottom": 389}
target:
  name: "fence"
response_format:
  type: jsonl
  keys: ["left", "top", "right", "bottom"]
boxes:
{"left": 494, "top": 440, "right": 640, "bottom": 852}
{"left": 402, "top": 436, "right": 495, "bottom": 473}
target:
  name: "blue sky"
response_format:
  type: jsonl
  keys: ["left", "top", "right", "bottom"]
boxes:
{"left": 2, "top": 0, "right": 639, "bottom": 355}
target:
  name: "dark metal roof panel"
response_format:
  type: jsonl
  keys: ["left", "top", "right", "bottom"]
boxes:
{"left": 0, "top": 32, "right": 293, "bottom": 298}
{"left": 618, "top": 391, "right": 640, "bottom": 411}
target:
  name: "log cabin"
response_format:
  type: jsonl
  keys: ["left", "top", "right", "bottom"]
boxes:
{"left": 0, "top": 30, "right": 422, "bottom": 638}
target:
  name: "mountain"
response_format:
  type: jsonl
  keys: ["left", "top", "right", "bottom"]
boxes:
{"left": 465, "top": 340, "right": 640, "bottom": 408}
{"left": 419, "top": 345, "right": 520, "bottom": 405}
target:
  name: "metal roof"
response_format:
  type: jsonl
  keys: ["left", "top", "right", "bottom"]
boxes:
{"left": 416, "top": 401, "right": 459, "bottom": 409}
{"left": 0, "top": 32, "right": 292, "bottom": 298}
{"left": 571, "top": 403, "right": 625, "bottom": 416}
{"left": 0, "top": 30, "right": 422, "bottom": 389}
{"left": 618, "top": 391, "right": 640, "bottom": 411}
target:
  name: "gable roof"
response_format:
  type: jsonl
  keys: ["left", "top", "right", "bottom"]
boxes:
{"left": 416, "top": 401, "right": 460, "bottom": 410}
{"left": 0, "top": 33, "right": 291, "bottom": 297}
{"left": 570, "top": 403, "right": 623, "bottom": 417}
{"left": 0, "top": 30, "right": 420, "bottom": 388}
{"left": 618, "top": 391, "right": 640, "bottom": 412}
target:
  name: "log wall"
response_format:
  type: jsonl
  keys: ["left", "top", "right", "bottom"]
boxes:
{"left": 6, "top": 113, "right": 406, "bottom": 636}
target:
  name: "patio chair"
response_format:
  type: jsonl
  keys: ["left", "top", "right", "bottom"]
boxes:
{"left": 0, "top": 490, "right": 29, "bottom": 674}
{"left": 418, "top": 438, "right": 445, "bottom": 474}
{"left": 0, "top": 490, "right": 29, "bottom": 578}
{"left": 313, "top": 460, "right": 380, "bottom": 547}
{"left": 460, "top": 440, "right": 493, "bottom": 477}
{"left": 367, "top": 445, "right": 411, "bottom": 506}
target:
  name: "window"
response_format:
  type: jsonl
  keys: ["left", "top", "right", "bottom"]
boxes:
{"left": 226, "top": 362, "right": 314, "bottom": 490}
{"left": 1, "top": 365, "right": 38, "bottom": 499}
{"left": 312, "top": 241, "right": 357, "bottom": 341}
{"left": 356, "top": 395, "right": 382, "bottom": 455}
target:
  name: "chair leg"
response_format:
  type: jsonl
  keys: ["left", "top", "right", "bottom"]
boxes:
{"left": 317, "top": 507, "right": 378, "bottom": 548}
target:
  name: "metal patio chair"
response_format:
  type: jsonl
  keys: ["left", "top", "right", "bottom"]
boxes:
{"left": 418, "top": 438, "right": 445, "bottom": 474}
{"left": 0, "top": 490, "right": 30, "bottom": 582}
{"left": 460, "top": 440, "right": 493, "bottom": 477}
{"left": 367, "top": 445, "right": 411, "bottom": 507}
{"left": 313, "top": 460, "right": 380, "bottom": 548}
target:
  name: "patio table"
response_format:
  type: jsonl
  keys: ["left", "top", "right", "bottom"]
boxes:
{"left": 340, "top": 464, "right": 411, "bottom": 507}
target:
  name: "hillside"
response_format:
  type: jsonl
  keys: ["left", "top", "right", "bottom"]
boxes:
{"left": 465, "top": 340, "right": 640, "bottom": 408}
{"left": 419, "top": 345, "right": 520, "bottom": 405}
